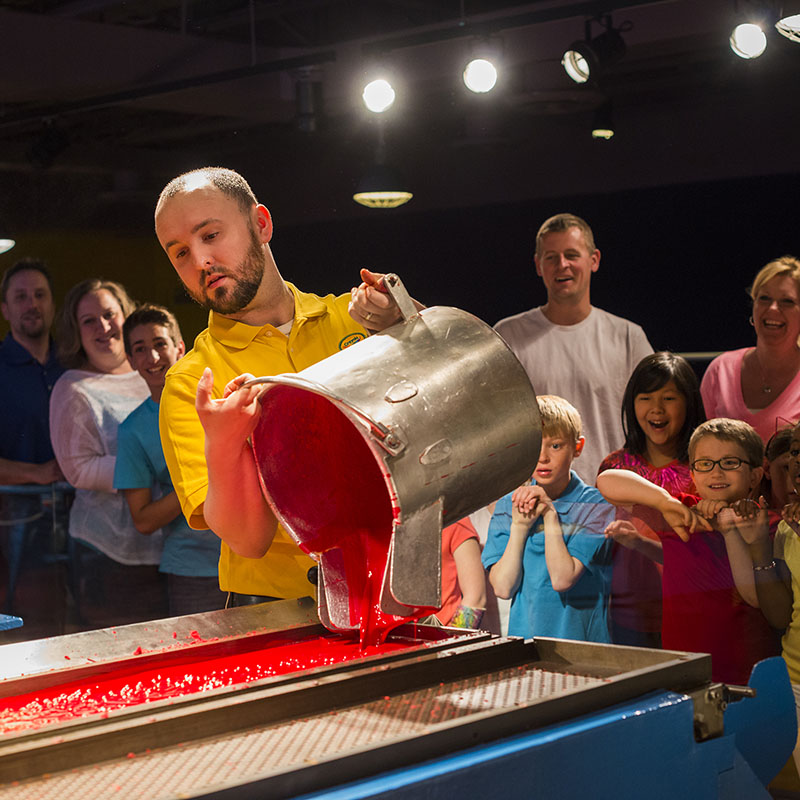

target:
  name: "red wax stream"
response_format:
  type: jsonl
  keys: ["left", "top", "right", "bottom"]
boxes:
{"left": 0, "top": 632, "right": 416, "bottom": 735}
{"left": 253, "top": 388, "right": 434, "bottom": 647}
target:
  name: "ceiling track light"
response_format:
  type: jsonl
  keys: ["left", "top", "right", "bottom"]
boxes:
{"left": 562, "top": 15, "right": 629, "bottom": 85}
{"left": 463, "top": 37, "right": 503, "bottom": 94}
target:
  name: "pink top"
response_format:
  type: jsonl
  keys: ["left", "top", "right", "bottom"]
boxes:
{"left": 700, "top": 347, "right": 800, "bottom": 442}
{"left": 598, "top": 450, "right": 695, "bottom": 632}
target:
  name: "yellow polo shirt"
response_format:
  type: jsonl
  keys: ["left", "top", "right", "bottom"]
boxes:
{"left": 159, "top": 284, "right": 367, "bottom": 597}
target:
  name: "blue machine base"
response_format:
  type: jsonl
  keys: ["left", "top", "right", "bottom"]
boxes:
{"left": 294, "top": 657, "right": 795, "bottom": 800}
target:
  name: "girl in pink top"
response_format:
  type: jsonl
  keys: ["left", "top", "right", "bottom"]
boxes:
{"left": 598, "top": 351, "right": 705, "bottom": 647}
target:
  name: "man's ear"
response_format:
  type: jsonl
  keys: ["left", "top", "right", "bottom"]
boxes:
{"left": 254, "top": 204, "right": 273, "bottom": 243}
{"left": 573, "top": 437, "right": 586, "bottom": 458}
{"left": 177, "top": 339, "right": 186, "bottom": 358}
{"left": 590, "top": 248, "right": 601, "bottom": 274}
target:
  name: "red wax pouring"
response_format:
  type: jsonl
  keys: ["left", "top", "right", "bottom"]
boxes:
{"left": 253, "top": 388, "right": 433, "bottom": 646}
{"left": 0, "top": 631, "right": 416, "bottom": 735}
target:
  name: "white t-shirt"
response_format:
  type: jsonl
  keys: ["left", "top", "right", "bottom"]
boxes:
{"left": 50, "top": 369, "right": 163, "bottom": 565}
{"left": 494, "top": 306, "right": 653, "bottom": 483}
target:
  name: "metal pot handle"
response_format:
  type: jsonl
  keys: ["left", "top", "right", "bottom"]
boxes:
{"left": 383, "top": 273, "right": 419, "bottom": 322}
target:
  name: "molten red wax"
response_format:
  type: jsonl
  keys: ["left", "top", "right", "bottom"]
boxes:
{"left": 0, "top": 632, "right": 416, "bottom": 735}
{"left": 254, "top": 388, "right": 433, "bottom": 647}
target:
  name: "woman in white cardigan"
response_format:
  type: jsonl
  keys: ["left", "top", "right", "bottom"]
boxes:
{"left": 50, "top": 278, "right": 166, "bottom": 628}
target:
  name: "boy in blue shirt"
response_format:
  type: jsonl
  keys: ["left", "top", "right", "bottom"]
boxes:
{"left": 114, "top": 304, "right": 224, "bottom": 616}
{"left": 482, "top": 394, "right": 614, "bottom": 642}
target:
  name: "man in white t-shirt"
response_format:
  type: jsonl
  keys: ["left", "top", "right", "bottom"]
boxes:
{"left": 494, "top": 213, "right": 653, "bottom": 483}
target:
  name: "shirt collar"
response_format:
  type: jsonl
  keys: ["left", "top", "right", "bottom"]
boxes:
{"left": 209, "top": 282, "right": 328, "bottom": 349}
{"left": 0, "top": 332, "right": 56, "bottom": 366}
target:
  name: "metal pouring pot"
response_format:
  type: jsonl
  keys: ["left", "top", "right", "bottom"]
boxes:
{"left": 247, "top": 274, "right": 541, "bottom": 632}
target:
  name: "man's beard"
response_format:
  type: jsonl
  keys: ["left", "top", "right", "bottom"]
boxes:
{"left": 190, "top": 230, "right": 265, "bottom": 315}
{"left": 15, "top": 313, "right": 47, "bottom": 340}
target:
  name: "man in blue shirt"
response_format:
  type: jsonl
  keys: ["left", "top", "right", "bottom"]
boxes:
{"left": 0, "top": 259, "right": 64, "bottom": 484}
{"left": 0, "top": 258, "right": 67, "bottom": 617}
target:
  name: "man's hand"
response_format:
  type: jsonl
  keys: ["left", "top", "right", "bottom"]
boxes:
{"left": 195, "top": 368, "right": 264, "bottom": 451}
{"left": 348, "top": 269, "right": 403, "bottom": 332}
{"left": 28, "top": 459, "right": 64, "bottom": 485}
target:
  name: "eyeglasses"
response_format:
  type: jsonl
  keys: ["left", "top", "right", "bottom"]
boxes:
{"left": 754, "top": 294, "right": 800, "bottom": 310}
{"left": 690, "top": 457, "right": 752, "bottom": 472}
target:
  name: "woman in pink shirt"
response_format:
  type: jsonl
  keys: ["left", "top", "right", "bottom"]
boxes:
{"left": 701, "top": 256, "right": 800, "bottom": 443}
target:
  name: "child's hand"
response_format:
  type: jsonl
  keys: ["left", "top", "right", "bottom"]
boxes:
{"left": 661, "top": 497, "right": 713, "bottom": 542}
{"left": 604, "top": 520, "right": 645, "bottom": 549}
{"left": 717, "top": 497, "right": 769, "bottom": 545}
{"left": 511, "top": 484, "right": 554, "bottom": 529}
{"left": 694, "top": 499, "right": 729, "bottom": 520}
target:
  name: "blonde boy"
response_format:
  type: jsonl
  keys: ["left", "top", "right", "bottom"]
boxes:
{"left": 597, "top": 418, "right": 779, "bottom": 682}
{"left": 482, "top": 395, "right": 614, "bottom": 642}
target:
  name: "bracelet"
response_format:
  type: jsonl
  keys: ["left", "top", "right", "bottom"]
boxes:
{"left": 753, "top": 560, "right": 776, "bottom": 572}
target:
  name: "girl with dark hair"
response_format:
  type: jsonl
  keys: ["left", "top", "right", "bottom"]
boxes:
{"left": 597, "top": 351, "right": 706, "bottom": 647}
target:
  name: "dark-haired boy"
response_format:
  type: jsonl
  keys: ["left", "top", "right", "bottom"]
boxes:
{"left": 114, "top": 304, "right": 224, "bottom": 616}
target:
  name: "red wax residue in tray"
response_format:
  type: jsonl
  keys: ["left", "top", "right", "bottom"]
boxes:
{"left": 0, "top": 632, "right": 415, "bottom": 735}
{"left": 253, "top": 388, "right": 434, "bottom": 647}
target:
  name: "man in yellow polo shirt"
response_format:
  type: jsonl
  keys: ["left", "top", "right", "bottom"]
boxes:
{"left": 154, "top": 167, "right": 412, "bottom": 605}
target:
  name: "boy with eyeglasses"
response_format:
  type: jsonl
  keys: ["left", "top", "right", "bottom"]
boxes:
{"left": 597, "top": 418, "right": 779, "bottom": 683}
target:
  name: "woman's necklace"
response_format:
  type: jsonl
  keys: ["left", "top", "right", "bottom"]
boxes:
{"left": 751, "top": 347, "right": 800, "bottom": 395}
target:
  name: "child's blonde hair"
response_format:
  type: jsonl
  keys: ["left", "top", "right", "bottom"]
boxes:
{"left": 688, "top": 418, "right": 764, "bottom": 467}
{"left": 537, "top": 394, "right": 582, "bottom": 442}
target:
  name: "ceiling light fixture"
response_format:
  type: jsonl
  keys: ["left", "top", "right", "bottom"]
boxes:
{"left": 776, "top": 1, "right": 800, "bottom": 41}
{"left": 562, "top": 16, "right": 628, "bottom": 85}
{"left": 463, "top": 58, "right": 498, "bottom": 93}
{"left": 362, "top": 78, "right": 396, "bottom": 113}
{"left": 730, "top": 22, "right": 768, "bottom": 57}
{"left": 462, "top": 37, "right": 502, "bottom": 94}
{"left": 353, "top": 120, "right": 412, "bottom": 209}
{"left": 591, "top": 100, "right": 615, "bottom": 140}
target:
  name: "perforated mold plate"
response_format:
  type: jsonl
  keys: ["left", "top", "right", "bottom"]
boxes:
{"left": 0, "top": 664, "right": 603, "bottom": 799}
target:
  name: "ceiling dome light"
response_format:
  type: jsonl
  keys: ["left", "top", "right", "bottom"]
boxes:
{"left": 0, "top": 239, "right": 15, "bottom": 255}
{"left": 362, "top": 79, "right": 395, "bottom": 113}
{"left": 730, "top": 23, "right": 768, "bottom": 58}
{"left": 463, "top": 58, "right": 498, "bottom": 93}
{"left": 591, "top": 100, "right": 615, "bottom": 140}
{"left": 353, "top": 164, "right": 412, "bottom": 209}
{"left": 776, "top": 12, "right": 800, "bottom": 42}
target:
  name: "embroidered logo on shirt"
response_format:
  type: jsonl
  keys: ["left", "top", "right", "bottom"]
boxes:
{"left": 339, "top": 332, "right": 366, "bottom": 350}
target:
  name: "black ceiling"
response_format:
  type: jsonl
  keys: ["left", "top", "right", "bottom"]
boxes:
{"left": 0, "top": 0, "right": 796, "bottom": 231}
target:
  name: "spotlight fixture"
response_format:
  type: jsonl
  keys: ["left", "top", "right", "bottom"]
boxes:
{"left": 562, "top": 15, "right": 628, "bottom": 85}
{"left": 362, "top": 78, "right": 396, "bottom": 113}
{"left": 462, "top": 37, "right": 502, "bottom": 94}
{"left": 777, "top": 1, "right": 800, "bottom": 42}
{"left": 591, "top": 100, "right": 615, "bottom": 140}
{"left": 463, "top": 58, "right": 498, "bottom": 93}
{"left": 730, "top": 22, "right": 768, "bottom": 58}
